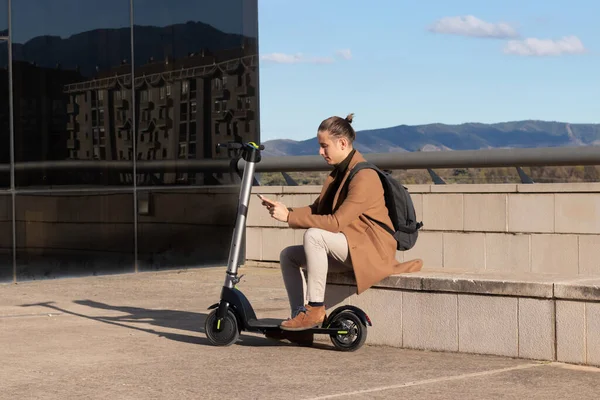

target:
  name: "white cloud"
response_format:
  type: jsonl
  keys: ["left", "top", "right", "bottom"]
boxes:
{"left": 428, "top": 15, "right": 519, "bottom": 39}
{"left": 335, "top": 49, "right": 352, "bottom": 60}
{"left": 261, "top": 50, "right": 353, "bottom": 64}
{"left": 260, "top": 52, "right": 334, "bottom": 64}
{"left": 261, "top": 53, "right": 333, "bottom": 64}
{"left": 503, "top": 35, "right": 586, "bottom": 56}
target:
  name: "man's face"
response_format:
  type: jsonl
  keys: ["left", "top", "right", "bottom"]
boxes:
{"left": 318, "top": 130, "right": 347, "bottom": 165}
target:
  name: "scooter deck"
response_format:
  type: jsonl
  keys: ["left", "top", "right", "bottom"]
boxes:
{"left": 246, "top": 318, "right": 346, "bottom": 335}
{"left": 247, "top": 318, "right": 282, "bottom": 329}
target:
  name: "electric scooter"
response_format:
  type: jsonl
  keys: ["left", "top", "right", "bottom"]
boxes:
{"left": 204, "top": 140, "right": 372, "bottom": 351}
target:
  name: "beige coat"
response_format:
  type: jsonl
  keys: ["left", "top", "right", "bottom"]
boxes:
{"left": 288, "top": 150, "right": 423, "bottom": 294}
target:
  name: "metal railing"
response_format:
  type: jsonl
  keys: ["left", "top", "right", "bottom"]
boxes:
{"left": 1, "top": 145, "right": 600, "bottom": 184}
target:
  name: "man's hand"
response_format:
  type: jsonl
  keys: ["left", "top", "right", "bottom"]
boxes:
{"left": 258, "top": 194, "right": 289, "bottom": 223}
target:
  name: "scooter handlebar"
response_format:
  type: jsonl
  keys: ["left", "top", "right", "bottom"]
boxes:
{"left": 217, "top": 142, "right": 265, "bottom": 150}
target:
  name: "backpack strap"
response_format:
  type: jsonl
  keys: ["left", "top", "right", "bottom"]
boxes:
{"left": 346, "top": 162, "right": 377, "bottom": 181}
{"left": 347, "top": 162, "right": 395, "bottom": 235}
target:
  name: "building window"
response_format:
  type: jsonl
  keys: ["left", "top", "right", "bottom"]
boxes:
{"left": 179, "top": 123, "right": 187, "bottom": 141}
{"left": 189, "top": 122, "right": 196, "bottom": 141}
{"left": 179, "top": 143, "right": 187, "bottom": 158}
{"left": 180, "top": 103, "right": 188, "bottom": 120}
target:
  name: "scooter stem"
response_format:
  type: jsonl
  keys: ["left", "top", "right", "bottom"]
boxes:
{"left": 217, "top": 142, "right": 263, "bottom": 289}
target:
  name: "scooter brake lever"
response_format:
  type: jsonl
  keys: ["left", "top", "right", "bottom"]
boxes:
{"left": 232, "top": 274, "right": 245, "bottom": 285}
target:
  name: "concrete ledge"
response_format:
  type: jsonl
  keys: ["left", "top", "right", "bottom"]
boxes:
{"left": 554, "top": 278, "right": 600, "bottom": 301}
{"left": 252, "top": 182, "right": 600, "bottom": 194}
{"left": 322, "top": 269, "right": 600, "bottom": 368}
{"left": 327, "top": 270, "right": 564, "bottom": 299}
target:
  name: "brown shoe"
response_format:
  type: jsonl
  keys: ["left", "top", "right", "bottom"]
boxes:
{"left": 280, "top": 305, "right": 326, "bottom": 331}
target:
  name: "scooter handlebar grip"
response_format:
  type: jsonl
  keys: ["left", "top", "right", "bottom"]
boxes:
{"left": 216, "top": 142, "right": 243, "bottom": 149}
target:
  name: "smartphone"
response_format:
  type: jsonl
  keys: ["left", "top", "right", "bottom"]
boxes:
{"left": 257, "top": 194, "right": 274, "bottom": 205}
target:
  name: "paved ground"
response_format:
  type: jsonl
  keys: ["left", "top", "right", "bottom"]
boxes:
{"left": 1, "top": 265, "right": 599, "bottom": 399}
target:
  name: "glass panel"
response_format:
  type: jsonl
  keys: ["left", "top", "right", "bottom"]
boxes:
{"left": 11, "top": 0, "right": 135, "bottom": 280}
{"left": 0, "top": 39, "right": 9, "bottom": 188}
{"left": 0, "top": 0, "right": 8, "bottom": 188}
{"left": 136, "top": 188, "right": 239, "bottom": 271}
{"left": 0, "top": 194, "right": 11, "bottom": 282}
{"left": 133, "top": 0, "right": 259, "bottom": 270}
{"left": 15, "top": 192, "right": 134, "bottom": 280}
{"left": 11, "top": 0, "right": 134, "bottom": 187}
{"left": 0, "top": 0, "right": 6, "bottom": 34}
{"left": 0, "top": 1, "right": 11, "bottom": 281}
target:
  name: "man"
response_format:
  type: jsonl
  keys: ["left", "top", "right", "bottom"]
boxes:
{"left": 259, "top": 113, "right": 423, "bottom": 339}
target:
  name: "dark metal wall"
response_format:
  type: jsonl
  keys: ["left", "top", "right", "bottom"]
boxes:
{"left": 0, "top": 0, "right": 259, "bottom": 282}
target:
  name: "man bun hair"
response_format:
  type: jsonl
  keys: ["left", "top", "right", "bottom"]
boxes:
{"left": 318, "top": 112, "right": 356, "bottom": 143}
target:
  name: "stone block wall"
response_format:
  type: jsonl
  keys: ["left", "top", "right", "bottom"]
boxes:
{"left": 247, "top": 183, "right": 600, "bottom": 276}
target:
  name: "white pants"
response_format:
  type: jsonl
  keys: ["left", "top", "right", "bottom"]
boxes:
{"left": 279, "top": 228, "right": 353, "bottom": 316}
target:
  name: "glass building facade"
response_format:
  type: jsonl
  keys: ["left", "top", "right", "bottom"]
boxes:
{"left": 0, "top": 0, "right": 259, "bottom": 282}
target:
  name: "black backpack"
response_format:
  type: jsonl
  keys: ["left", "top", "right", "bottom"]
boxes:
{"left": 346, "top": 162, "right": 423, "bottom": 251}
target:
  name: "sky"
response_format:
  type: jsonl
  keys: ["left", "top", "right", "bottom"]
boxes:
{"left": 257, "top": 0, "right": 600, "bottom": 141}
{"left": 2, "top": 0, "right": 597, "bottom": 143}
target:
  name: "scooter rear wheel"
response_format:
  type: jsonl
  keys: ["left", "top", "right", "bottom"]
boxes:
{"left": 205, "top": 308, "right": 240, "bottom": 346}
{"left": 329, "top": 311, "right": 367, "bottom": 351}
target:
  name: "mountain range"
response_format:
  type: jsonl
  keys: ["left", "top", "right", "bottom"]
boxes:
{"left": 0, "top": 21, "right": 250, "bottom": 78}
{"left": 261, "top": 120, "right": 600, "bottom": 156}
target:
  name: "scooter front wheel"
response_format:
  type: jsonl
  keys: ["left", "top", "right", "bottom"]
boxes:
{"left": 205, "top": 308, "right": 240, "bottom": 346}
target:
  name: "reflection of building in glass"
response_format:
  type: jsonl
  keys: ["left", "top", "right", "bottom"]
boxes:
{"left": 0, "top": 1, "right": 261, "bottom": 283}
{"left": 64, "top": 47, "right": 258, "bottom": 185}
{"left": 0, "top": 61, "right": 84, "bottom": 186}
{"left": 1, "top": 63, "right": 82, "bottom": 159}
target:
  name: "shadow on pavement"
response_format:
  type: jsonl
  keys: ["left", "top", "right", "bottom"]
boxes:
{"left": 19, "top": 300, "right": 335, "bottom": 350}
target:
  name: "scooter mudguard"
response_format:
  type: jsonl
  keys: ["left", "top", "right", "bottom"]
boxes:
{"left": 208, "top": 286, "right": 258, "bottom": 330}
{"left": 326, "top": 305, "right": 372, "bottom": 327}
